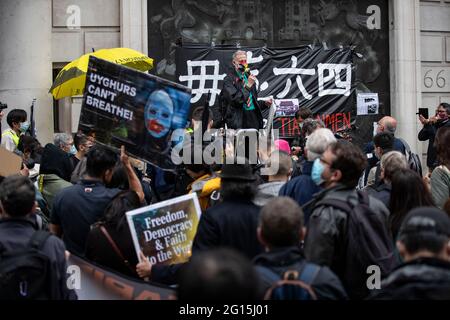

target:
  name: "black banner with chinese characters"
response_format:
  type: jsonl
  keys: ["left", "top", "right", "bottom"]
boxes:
{"left": 175, "top": 44, "right": 356, "bottom": 139}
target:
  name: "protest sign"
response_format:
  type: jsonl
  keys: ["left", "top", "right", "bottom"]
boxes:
{"left": 357, "top": 93, "right": 379, "bottom": 115}
{"left": 78, "top": 56, "right": 192, "bottom": 170}
{"left": 126, "top": 193, "right": 201, "bottom": 266}
{"left": 0, "top": 147, "right": 22, "bottom": 177}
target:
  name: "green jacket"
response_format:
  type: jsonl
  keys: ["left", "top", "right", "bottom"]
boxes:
{"left": 38, "top": 174, "right": 72, "bottom": 211}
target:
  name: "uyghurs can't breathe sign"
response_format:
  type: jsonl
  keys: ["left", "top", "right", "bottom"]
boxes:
{"left": 78, "top": 56, "right": 192, "bottom": 170}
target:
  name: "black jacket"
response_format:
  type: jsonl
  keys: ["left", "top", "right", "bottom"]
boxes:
{"left": 220, "top": 72, "right": 264, "bottom": 129}
{"left": 151, "top": 198, "right": 263, "bottom": 285}
{"left": 0, "top": 218, "right": 77, "bottom": 300}
{"left": 40, "top": 143, "right": 74, "bottom": 182}
{"left": 278, "top": 160, "right": 322, "bottom": 225}
{"left": 193, "top": 198, "right": 263, "bottom": 259}
{"left": 364, "top": 181, "right": 391, "bottom": 209}
{"left": 369, "top": 257, "right": 450, "bottom": 300}
{"left": 253, "top": 246, "right": 348, "bottom": 300}
{"left": 418, "top": 119, "right": 450, "bottom": 169}
{"left": 304, "top": 184, "right": 390, "bottom": 296}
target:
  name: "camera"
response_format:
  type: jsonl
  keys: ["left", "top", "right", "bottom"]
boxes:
{"left": 0, "top": 101, "right": 7, "bottom": 110}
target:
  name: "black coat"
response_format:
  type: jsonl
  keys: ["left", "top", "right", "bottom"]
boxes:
{"left": 364, "top": 181, "right": 391, "bottom": 209}
{"left": 193, "top": 198, "right": 264, "bottom": 259}
{"left": 253, "top": 246, "right": 348, "bottom": 300}
{"left": 369, "top": 257, "right": 450, "bottom": 300}
{"left": 220, "top": 72, "right": 264, "bottom": 130}
{"left": 151, "top": 198, "right": 263, "bottom": 285}
{"left": 40, "top": 143, "right": 75, "bottom": 182}
{"left": 304, "top": 184, "right": 391, "bottom": 298}
{"left": 0, "top": 218, "right": 77, "bottom": 300}
{"left": 418, "top": 119, "right": 450, "bottom": 169}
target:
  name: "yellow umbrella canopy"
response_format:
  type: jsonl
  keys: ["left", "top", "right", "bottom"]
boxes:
{"left": 49, "top": 47, "right": 154, "bottom": 100}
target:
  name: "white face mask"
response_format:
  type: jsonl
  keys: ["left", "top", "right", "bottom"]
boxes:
{"left": 20, "top": 121, "right": 30, "bottom": 132}
{"left": 373, "top": 122, "right": 379, "bottom": 137}
{"left": 69, "top": 145, "right": 77, "bottom": 155}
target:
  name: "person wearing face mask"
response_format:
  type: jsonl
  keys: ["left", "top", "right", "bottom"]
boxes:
{"left": 1, "top": 108, "right": 28, "bottom": 153}
{"left": 418, "top": 103, "right": 450, "bottom": 173}
{"left": 69, "top": 133, "right": 94, "bottom": 171}
{"left": 279, "top": 128, "right": 336, "bottom": 225}
{"left": 54, "top": 132, "right": 78, "bottom": 173}
{"left": 54, "top": 133, "right": 76, "bottom": 155}
{"left": 303, "top": 140, "right": 391, "bottom": 298}
{"left": 219, "top": 50, "right": 270, "bottom": 130}
{"left": 362, "top": 115, "right": 407, "bottom": 187}
{"left": 50, "top": 145, "right": 145, "bottom": 256}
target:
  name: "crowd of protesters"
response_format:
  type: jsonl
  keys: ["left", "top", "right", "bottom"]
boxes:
{"left": 0, "top": 102, "right": 450, "bottom": 301}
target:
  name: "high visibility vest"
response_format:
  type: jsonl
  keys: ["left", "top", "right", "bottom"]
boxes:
{"left": 1, "top": 129, "right": 20, "bottom": 147}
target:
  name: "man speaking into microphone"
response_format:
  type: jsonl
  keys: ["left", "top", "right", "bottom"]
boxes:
{"left": 219, "top": 50, "right": 267, "bottom": 130}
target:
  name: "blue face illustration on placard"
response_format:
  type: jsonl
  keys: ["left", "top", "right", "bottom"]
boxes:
{"left": 144, "top": 90, "right": 174, "bottom": 138}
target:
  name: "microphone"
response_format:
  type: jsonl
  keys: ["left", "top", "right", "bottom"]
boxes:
{"left": 238, "top": 64, "right": 251, "bottom": 75}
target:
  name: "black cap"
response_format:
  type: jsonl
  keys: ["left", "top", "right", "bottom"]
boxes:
{"left": 398, "top": 207, "right": 450, "bottom": 238}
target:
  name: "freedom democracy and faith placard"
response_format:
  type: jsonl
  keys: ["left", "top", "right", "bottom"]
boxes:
{"left": 126, "top": 193, "right": 202, "bottom": 266}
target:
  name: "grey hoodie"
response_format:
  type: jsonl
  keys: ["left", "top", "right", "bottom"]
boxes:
{"left": 253, "top": 181, "right": 286, "bottom": 207}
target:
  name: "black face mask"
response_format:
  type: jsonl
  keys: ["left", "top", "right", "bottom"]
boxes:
{"left": 236, "top": 63, "right": 250, "bottom": 75}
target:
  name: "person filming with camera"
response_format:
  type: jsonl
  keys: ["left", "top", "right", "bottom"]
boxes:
{"left": 418, "top": 103, "right": 450, "bottom": 172}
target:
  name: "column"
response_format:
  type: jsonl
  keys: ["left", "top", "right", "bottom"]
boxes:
{"left": 120, "top": 0, "right": 148, "bottom": 55}
{"left": 389, "top": 0, "right": 422, "bottom": 153}
{"left": 0, "top": 0, "right": 53, "bottom": 144}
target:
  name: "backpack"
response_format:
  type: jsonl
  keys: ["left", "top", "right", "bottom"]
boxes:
{"left": 398, "top": 138, "right": 423, "bottom": 177}
{"left": 0, "top": 230, "right": 52, "bottom": 300}
{"left": 314, "top": 191, "right": 396, "bottom": 299}
{"left": 256, "top": 263, "right": 320, "bottom": 300}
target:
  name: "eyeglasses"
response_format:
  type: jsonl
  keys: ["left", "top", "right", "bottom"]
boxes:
{"left": 437, "top": 110, "right": 446, "bottom": 113}
{"left": 319, "top": 157, "right": 332, "bottom": 167}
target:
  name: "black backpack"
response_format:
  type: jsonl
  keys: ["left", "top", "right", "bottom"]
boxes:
{"left": 256, "top": 263, "right": 321, "bottom": 300}
{"left": 314, "top": 191, "right": 396, "bottom": 299}
{"left": 398, "top": 138, "right": 423, "bottom": 177}
{"left": 0, "top": 230, "right": 52, "bottom": 300}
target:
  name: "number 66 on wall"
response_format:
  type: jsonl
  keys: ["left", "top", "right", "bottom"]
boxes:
{"left": 422, "top": 68, "right": 449, "bottom": 91}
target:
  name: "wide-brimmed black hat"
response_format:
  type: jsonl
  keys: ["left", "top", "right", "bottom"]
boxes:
{"left": 219, "top": 162, "right": 257, "bottom": 181}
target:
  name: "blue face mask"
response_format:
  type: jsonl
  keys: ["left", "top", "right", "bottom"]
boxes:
{"left": 311, "top": 158, "right": 325, "bottom": 186}
{"left": 20, "top": 121, "right": 30, "bottom": 132}
{"left": 69, "top": 145, "right": 77, "bottom": 155}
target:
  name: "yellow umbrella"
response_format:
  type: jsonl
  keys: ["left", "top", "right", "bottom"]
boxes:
{"left": 49, "top": 47, "right": 154, "bottom": 100}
